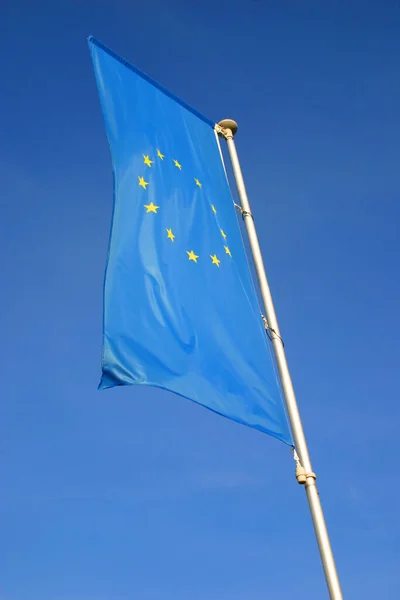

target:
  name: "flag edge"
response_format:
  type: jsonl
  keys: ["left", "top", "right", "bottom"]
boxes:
{"left": 98, "top": 376, "right": 293, "bottom": 446}
{"left": 88, "top": 35, "right": 215, "bottom": 128}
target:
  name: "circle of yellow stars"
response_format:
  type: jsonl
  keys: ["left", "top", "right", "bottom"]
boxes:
{"left": 137, "top": 149, "right": 232, "bottom": 266}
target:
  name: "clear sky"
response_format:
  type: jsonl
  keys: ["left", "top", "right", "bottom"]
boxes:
{"left": 1, "top": 1, "right": 399, "bottom": 598}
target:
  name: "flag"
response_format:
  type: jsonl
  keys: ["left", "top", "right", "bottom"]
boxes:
{"left": 89, "top": 37, "right": 292, "bottom": 445}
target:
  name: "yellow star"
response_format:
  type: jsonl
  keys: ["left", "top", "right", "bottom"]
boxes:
{"left": 157, "top": 149, "right": 164, "bottom": 160}
{"left": 166, "top": 228, "right": 175, "bottom": 242}
{"left": 194, "top": 178, "right": 202, "bottom": 188}
{"left": 138, "top": 176, "right": 149, "bottom": 189}
{"left": 186, "top": 250, "right": 199, "bottom": 263}
{"left": 211, "top": 204, "right": 217, "bottom": 215}
{"left": 210, "top": 254, "right": 221, "bottom": 267}
{"left": 224, "top": 245, "right": 232, "bottom": 257}
{"left": 143, "top": 155, "right": 153, "bottom": 167}
{"left": 144, "top": 202, "right": 160, "bottom": 213}
{"left": 173, "top": 159, "right": 182, "bottom": 170}
{"left": 220, "top": 229, "right": 227, "bottom": 240}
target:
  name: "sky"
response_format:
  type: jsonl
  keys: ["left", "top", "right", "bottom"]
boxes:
{"left": 1, "top": 1, "right": 400, "bottom": 598}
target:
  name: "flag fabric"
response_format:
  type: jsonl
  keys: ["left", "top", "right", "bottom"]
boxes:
{"left": 89, "top": 37, "right": 292, "bottom": 445}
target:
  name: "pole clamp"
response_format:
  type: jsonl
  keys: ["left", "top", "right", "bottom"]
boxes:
{"left": 293, "top": 449, "right": 317, "bottom": 485}
{"left": 215, "top": 124, "right": 234, "bottom": 139}
{"left": 261, "top": 315, "right": 285, "bottom": 347}
{"left": 234, "top": 202, "right": 254, "bottom": 221}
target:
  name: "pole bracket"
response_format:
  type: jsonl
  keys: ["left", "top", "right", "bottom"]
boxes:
{"left": 261, "top": 315, "right": 285, "bottom": 347}
{"left": 234, "top": 201, "right": 254, "bottom": 222}
{"left": 215, "top": 123, "right": 227, "bottom": 138}
{"left": 293, "top": 449, "right": 317, "bottom": 485}
{"left": 241, "top": 210, "right": 254, "bottom": 221}
{"left": 215, "top": 119, "right": 238, "bottom": 139}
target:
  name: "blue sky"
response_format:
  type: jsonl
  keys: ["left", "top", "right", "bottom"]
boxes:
{"left": 1, "top": 1, "right": 399, "bottom": 598}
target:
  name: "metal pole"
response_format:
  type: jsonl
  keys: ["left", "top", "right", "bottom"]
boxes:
{"left": 217, "top": 119, "right": 344, "bottom": 600}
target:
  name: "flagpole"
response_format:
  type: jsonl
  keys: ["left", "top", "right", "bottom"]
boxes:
{"left": 217, "top": 119, "right": 344, "bottom": 600}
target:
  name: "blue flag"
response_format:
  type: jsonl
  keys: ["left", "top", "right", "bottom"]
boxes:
{"left": 89, "top": 37, "right": 292, "bottom": 445}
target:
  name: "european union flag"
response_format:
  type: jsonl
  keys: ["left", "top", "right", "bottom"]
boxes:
{"left": 89, "top": 37, "right": 292, "bottom": 445}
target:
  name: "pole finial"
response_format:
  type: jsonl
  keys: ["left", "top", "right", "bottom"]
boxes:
{"left": 217, "top": 119, "right": 238, "bottom": 138}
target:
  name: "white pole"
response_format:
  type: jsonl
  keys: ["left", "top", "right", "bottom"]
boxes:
{"left": 217, "top": 119, "right": 344, "bottom": 600}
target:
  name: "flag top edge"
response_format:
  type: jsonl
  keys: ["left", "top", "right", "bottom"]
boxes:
{"left": 88, "top": 36, "right": 215, "bottom": 129}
